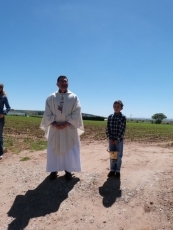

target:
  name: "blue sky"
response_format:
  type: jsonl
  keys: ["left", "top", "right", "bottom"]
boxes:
{"left": 1, "top": 0, "right": 173, "bottom": 118}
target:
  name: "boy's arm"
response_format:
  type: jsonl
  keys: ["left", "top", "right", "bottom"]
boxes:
{"left": 106, "top": 116, "right": 113, "bottom": 139}
{"left": 117, "top": 117, "right": 126, "bottom": 141}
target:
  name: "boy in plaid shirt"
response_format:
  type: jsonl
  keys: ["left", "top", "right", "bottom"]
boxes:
{"left": 106, "top": 100, "right": 126, "bottom": 178}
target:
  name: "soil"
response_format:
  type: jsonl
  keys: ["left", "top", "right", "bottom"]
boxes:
{"left": 0, "top": 141, "right": 173, "bottom": 230}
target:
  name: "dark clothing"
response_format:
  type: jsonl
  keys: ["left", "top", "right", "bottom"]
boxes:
{"left": 106, "top": 112, "right": 126, "bottom": 173}
{"left": 0, "top": 95, "right": 11, "bottom": 114}
{"left": 0, "top": 118, "right": 4, "bottom": 156}
{"left": 106, "top": 112, "right": 126, "bottom": 141}
{"left": 0, "top": 95, "right": 11, "bottom": 156}
{"left": 109, "top": 139, "right": 123, "bottom": 173}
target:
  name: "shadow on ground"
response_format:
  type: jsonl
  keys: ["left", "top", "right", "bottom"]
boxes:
{"left": 99, "top": 177, "right": 121, "bottom": 207}
{"left": 7, "top": 176, "right": 79, "bottom": 230}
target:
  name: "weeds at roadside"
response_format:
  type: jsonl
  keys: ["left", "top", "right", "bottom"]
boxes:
{"left": 20, "top": 157, "right": 31, "bottom": 161}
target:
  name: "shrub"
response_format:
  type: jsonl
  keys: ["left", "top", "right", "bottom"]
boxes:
{"left": 82, "top": 116, "right": 105, "bottom": 121}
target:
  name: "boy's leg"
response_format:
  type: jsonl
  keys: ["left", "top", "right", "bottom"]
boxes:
{"left": 109, "top": 142, "right": 117, "bottom": 172}
{"left": 116, "top": 140, "right": 123, "bottom": 173}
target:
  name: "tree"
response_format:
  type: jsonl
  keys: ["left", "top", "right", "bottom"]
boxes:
{"left": 151, "top": 113, "right": 167, "bottom": 124}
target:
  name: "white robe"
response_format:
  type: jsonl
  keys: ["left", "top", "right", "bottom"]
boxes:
{"left": 40, "top": 90, "right": 84, "bottom": 172}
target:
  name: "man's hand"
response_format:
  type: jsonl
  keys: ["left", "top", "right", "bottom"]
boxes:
{"left": 0, "top": 114, "right": 4, "bottom": 118}
{"left": 54, "top": 122, "right": 70, "bottom": 130}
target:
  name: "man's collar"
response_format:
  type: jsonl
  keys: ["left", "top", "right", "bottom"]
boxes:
{"left": 58, "top": 89, "right": 67, "bottom": 93}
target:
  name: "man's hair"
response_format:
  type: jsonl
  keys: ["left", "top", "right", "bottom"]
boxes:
{"left": 57, "top": 75, "right": 68, "bottom": 82}
{"left": 113, "top": 100, "right": 124, "bottom": 109}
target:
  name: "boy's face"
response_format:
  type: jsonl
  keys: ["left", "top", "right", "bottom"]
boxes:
{"left": 113, "top": 103, "right": 122, "bottom": 114}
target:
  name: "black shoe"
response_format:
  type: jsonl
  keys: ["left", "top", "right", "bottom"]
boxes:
{"left": 107, "top": 171, "right": 115, "bottom": 177}
{"left": 115, "top": 172, "right": 120, "bottom": 178}
{"left": 65, "top": 171, "right": 72, "bottom": 181}
{"left": 49, "top": 172, "right": 57, "bottom": 180}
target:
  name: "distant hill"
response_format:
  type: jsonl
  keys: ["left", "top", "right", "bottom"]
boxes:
{"left": 8, "top": 110, "right": 105, "bottom": 118}
{"left": 8, "top": 110, "right": 173, "bottom": 122}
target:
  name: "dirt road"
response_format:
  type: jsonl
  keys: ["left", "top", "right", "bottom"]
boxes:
{"left": 0, "top": 141, "right": 173, "bottom": 230}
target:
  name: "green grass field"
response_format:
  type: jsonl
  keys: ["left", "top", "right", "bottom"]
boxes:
{"left": 4, "top": 116, "right": 173, "bottom": 153}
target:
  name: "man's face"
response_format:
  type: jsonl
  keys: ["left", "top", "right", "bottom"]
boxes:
{"left": 113, "top": 103, "right": 122, "bottom": 113}
{"left": 57, "top": 77, "right": 68, "bottom": 91}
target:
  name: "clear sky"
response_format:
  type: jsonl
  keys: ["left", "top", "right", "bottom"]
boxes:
{"left": 1, "top": 0, "right": 173, "bottom": 119}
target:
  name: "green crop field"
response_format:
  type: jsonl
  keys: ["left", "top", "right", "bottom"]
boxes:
{"left": 82, "top": 120, "right": 173, "bottom": 142}
{"left": 3, "top": 116, "right": 173, "bottom": 153}
{"left": 4, "top": 116, "right": 46, "bottom": 153}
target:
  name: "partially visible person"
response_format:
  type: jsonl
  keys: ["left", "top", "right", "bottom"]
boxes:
{"left": 41, "top": 75, "right": 84, "bottom": 181}
{"left": 0, "top": 83, "right": 11, "bottom": 159}
{"left": 106, "top": 100, "right": 126, "bottom": 178}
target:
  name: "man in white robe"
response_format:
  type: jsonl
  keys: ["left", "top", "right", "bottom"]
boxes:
{"left": 41, "top": 76, "right": 84, "bottom": 180}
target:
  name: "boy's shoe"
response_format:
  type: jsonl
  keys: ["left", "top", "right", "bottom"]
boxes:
{"left": 0, "top": 155, "right": 3, "bottom": 160}
{"left": 49, "top": 172, "right": 57, "bottom": 180}
{"left": 115, "top": 172, "right": 120, "bottom": 178}
{"left": 65, "top": 171, "right": 72, "bottom": 181}
{"left": 107, "top": 171, "right": 115, "bottom": 177}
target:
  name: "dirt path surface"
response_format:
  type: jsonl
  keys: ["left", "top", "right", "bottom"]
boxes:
{"left": 0, "top": 141, "right": 173, "bottom": 230}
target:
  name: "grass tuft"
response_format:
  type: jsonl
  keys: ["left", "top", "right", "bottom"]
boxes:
{"left": 20, "top": 157, "right": 30, "bottom": 161}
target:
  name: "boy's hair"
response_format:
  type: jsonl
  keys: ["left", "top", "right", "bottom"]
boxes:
{"left": 113, "top": 100, "right": 124, "bottom": 109}
{"left": 57, "top": 75, "right": 68, "bottom": 82}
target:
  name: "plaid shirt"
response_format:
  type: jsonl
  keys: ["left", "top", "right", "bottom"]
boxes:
{"left": 106, "top": 112, "right": 126, "bottom": 141}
